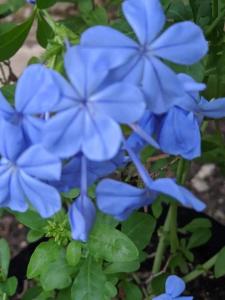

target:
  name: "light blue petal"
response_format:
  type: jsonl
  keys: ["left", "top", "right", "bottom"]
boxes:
{"left": 69, "top": 195, "right": 96, "bottom": 242}
{"left": 82, "top": 113, "right": 122, "bottom": 161}
{"left": 19, "top": 171, "right": 61, "bottom": 218}
{"left": 49, "top": 69, "right": 79, "bottom": 111}
{"left": 158, "top": 108, "right": 201, "bottom": 160}
{"left": 143, "top": 58, "right": 185, "bottom": 113}
{"left": 198, "top": 97, "right": 225, "bottom": 119}
{"left": 106, "top": 54, "right": 145, "bottom": 85}
{"left": 91, "top": 83, "right": 145, "bottom": 123}
{"left": 127, "top": 111, "right": 158, "bottom": 153}
{"left": 15, "top": 64, "right": 60, "bottom": 114}
{"left": 151, "top": 21, "right": 208, "bottom": 65}
{"left": 7, "top": 171, "right": 28, "bottom": 212}
{"left": 0, "top": 168, "right": 11, "bottom": 205}
{"left": 22, "top": 115, "right": 44, "bottom": 144}
{"left": 166, "top": 275, "right": 185, "bottom": 297}
{"left": 81, "top": 25, "right": 137, "bottom": 68}
{"left": 17, "top": 145, "right": 61, "bottom": 181}
{"left": 64, "top": 46, "right": 113, "bottom": 97}
{"left": 175, "top": 297, "right": 193, "bottom": 300}
{"left": 178, "top": 74, "right": 206, "bottom": 93}
{"left": 43, "top": 107, "right": 83, "bottom": 159}
{"left": 0, "top": 119, "right": 26, "bottom": 161}
{"left": 122, "top": 0, "right": 165, "bottom": 45}
{"left": 96, "top": 179, "right": 155, "bottom": 220}
{"left": 0, "top": 91, "right": 14, "bottom": 119}
{"left": 152, "top": 294, "right": 171, "bottom": 300}
{"left": 149, "top": 178, "right": 206, "bottom": 212}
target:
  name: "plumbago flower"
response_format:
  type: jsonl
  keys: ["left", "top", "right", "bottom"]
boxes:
{"left": 96, "top": 138, "right": 206, "bottom": 221}
{"left": 153, "top": 275, "right": 193, "bottom": 300}
{"left": 80, "top": 0, "right": 208, "bottom": 113}
{"left": 43, "top": 46, "right": 146, "bottom": 161}
{"left": 0, "top": 119, "right": 61, "bottom": 218}
{"left": 128, "top": 74, "right": 225, "bottom": 160}
{"left": 0, "top": 64, "right": 60, "bottom": 146}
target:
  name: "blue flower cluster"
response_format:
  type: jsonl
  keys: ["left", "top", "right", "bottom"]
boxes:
{"left": 153, "top": 275, "right": 193, "bottom": 300}
{"left": 0, "top": 0, "right": 225, "bottom": 241}
{"left": 26, "top": 0, "right": 36, "bottom": 4}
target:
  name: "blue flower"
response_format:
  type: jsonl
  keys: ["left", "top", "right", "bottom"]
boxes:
{"left": 80, "top": 0, "right": 208, "bottom": 113}
{"left": 96, "top": 142, "right": 205, "bottom": 220}
{"left": 128, "top": 74, "right": 225, "bottom": 160}
{"left": 43, "top": 46, "right": 145, "bottom": 161}
{"left": 69, "top": 195, "right": 96, "bottom": 242}
{"left": 153, "top": 275, "right": 193, "bottom": 300}
{"left": 0, "top": 64, "right": 60, "bottom": 147}
{"left": 53, "top": 150, "right": 127, "bottom": 192}
{"left": 0, "top": 119, "right": 62, "bottom": 217}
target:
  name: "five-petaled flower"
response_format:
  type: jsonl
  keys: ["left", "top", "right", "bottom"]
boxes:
{"left": 81, "top": 0, "right": 208, "bottom": 113}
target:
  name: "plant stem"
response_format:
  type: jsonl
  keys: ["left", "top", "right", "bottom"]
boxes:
{"left": 152, "top": 206, "right": 172, "bottom": 274}
{"left": 183, "top": 252, "right": 218, "bottom": 283}
{"left": 152, "top": 159, "right": 187, "bottom": 273}
{"left": 206, "top": 8, "right": 225, "bottom": 36}
{"left": 212, "top": 0, "right": 218, "bottom": 19}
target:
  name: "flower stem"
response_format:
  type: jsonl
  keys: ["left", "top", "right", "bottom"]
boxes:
{"left": 152, "top": 159, "right": 187, "bottom": 273}
{"left": 183, "top": 252, "right": 218, "bottom": 283}
{"left": 206, "top": 7, "right": 225, "bottom": 36}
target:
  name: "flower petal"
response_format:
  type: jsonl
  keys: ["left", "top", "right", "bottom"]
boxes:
{"left": 151, "top": 21, "right": 208, "bottom": 65}
{"left": 15, "top": 64, "right": 60, "bottom": 114}
{"left": 19, "top": 171, "right": 61, "bottom": 218}
{"left": 0, "top": 168, "right": 11, "bottom": 205}
{"left": 91, "top": 83, "right": 145, "bottom": 123}
{"left": 149, "top": 178, "right": 206, "bottom": 212}
{"left": 143, "top": 58, "right": 184, "bottom": 113}
{"left": 198, "top": 97, "right": 225, "bottom": 119}
{"left": 43, "top": 108, "right": 83, "bottom": 159}
{"left": 69, "top": 196, "right": 96, "bottom": 242}
{"left": 0, "top": 91, "right": 14, "bottom": 119}
{"left": 0, "top": 119, "right": 26, "bottom": 161}
{"left": 96, "top": 179, "right": 155, "bottom": 220}
{"left": 64, "top": 46, "right": 115, "bottom": 97}
{"left": 17, "top": 145, "right": 61, "bottom": 181}
{"left": 122, "top": 0, "right": 165, "bottom": 45}
{"left": 81, "top": 25, "right": 137, "bottom": 68}
{"left": 152, "top": 294, "right": 171, "bottom": 300}
{"left": 158, "top": 108, "right": 201, "bottom": 160}
{"left": 82, "top": 113, "right": 122, "bottom": 161}
{"left": 22, "top": 115, "right": 44, "bottom": 144}
{"left": 166, "top": 275, "right": 185, "bottom": 297}
{"left": 7, "top": 171, "right": 28, "bottom": 212}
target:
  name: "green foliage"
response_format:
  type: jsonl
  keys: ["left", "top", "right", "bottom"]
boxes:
{"left": 0, "top": 14, "right": 34, "bottom": 61}
{"left": 214, "top": 247, "right": 225, "bottom": 278}
{"left": 88, "top": 223, "right": 139, "bottom": 263}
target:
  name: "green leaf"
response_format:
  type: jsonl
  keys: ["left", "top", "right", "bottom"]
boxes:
{"left": 56, "top": 288, "right": 72, "bottom": 300}
{"left": 37, "top": 12, "right": 55, "bottom": 48}
{"left": 66, "top": 241, "right": 82, "bottom": 267}
{"left": 22, "top": 287, "right": 42, "bottom": 300}
{"left": 122, "top": 282, "right": 142, "bottom": 300}
{"left": 0, "top": 276, "right": 18, "bottom": 296}
{"left": 149, "top": 273, "right": 168, "bottom": 296}
{"left": 0, "top": 0, "right": 25, "bottom": 18}
{"left": 27, "top": 230, "right": 44, "bottom": 243}
{"left": 215, "top": 247, "right": 225, "bottom": 278}
{"left": 40, "top": 258, "right": 72, "bottom": 291}
{"left": 1, "top": 84, "right": 15, "bottom": 104}
{"left": 36, "top": 0, "right": 57, "bottom": 9}
{"left": 78, "top": 0, "right": 93, "bottom": 13}
{"left": 14, "top": 210, "right": 47, "bottom": 231}
{"left": 27, "top": 240, "right": 62, "bottom": 278}
{"left": 104, "top": 260, "right": 140, "bottom": 274}
{"left": 0, "top": 15, "right": 34, "bottom": 61}
{"left": 187, "top": 228, "right": 212, "bottom": 249}
{"left": 0, "top": 23, "right": 16, "bottom": 35}
{"left": 122, "top": 212, "right": 156, "bottom": 250}
{"left": 88, "top": 224, "right": 139, "bottom": 263}
{"left": 180, "top": 218, "right": 212, "bottom": 233}
{"left": 0, "top": 238, "right": 10, "bottom": 280}
{"left": 71, "top": 257, "right": 107, "bottom": 300}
